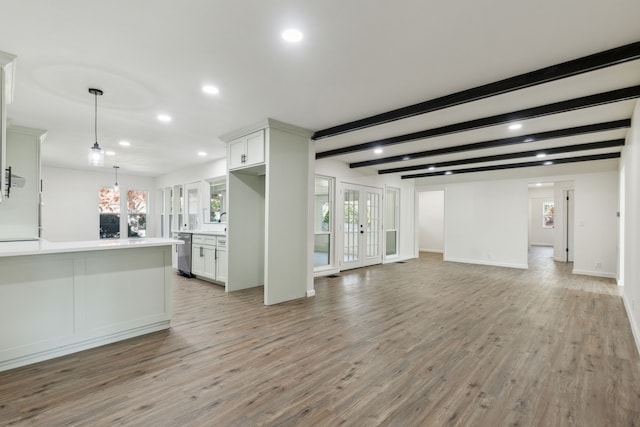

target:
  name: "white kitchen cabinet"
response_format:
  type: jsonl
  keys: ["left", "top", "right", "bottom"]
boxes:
{"left": 228, "top": 129, "right": 264, "bottom": 170}
{"left": 215, "top": 236, "right": 227, "bottom": 283}
{"left": 192, "top": 234, "right": 225, "bottom": 285}
{"left": 0, "top": 126, "right": 46, "bottom": 240}
{"left": 222, "top": 119, "right": 312, "bottom": 305}
{"left": 0, "top": 51, "right": 17, "bottom": 204}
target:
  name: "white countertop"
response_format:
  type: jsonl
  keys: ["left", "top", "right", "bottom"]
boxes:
{"left": 0, "top": 238, "right": 183, "bottom": 258}
{"left": 172, "top": 230, "right": 226, "bottom": 236}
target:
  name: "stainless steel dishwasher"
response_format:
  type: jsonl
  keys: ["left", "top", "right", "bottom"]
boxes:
{"left": 176, "top": 232, "right": 194, "bottom": 277}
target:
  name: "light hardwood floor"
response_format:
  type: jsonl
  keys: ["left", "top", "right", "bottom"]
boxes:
{"left": 1, "top": 247, "right": 639, "bottom": 426}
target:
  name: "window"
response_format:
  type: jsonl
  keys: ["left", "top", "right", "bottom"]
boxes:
{"left": 128, "top": 190, "right": 147, "bottom": 237}
{"left": 385, "top": 187, "right": 400, "bottom": 257}
{"left": 99, "top": 187, "right": 120, "bottom": 239}
{"left": 208, "top": 179, "right": 226, "bottom": 222}
{"left": 543, "top": 201, "right": 555, "bottom": 228}
{"left": 314, "top": 176, "right": 333, "bottom": 268}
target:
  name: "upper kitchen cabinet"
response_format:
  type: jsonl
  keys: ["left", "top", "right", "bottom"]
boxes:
{"left": 0, "top": 126, "right": 47, "bottom": 241}
{"left": 221, "top": 119, "right": 312, "bottom": 305}
{"left": 0, "top": 50, "right": 17, "bottom": 204}
{"left": 228, "top": 129, "right": 265, "bottom": 171}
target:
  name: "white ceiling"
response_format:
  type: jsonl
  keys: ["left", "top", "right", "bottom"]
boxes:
{"left": 1, "top": 0, "right": 640, "bottom": 177}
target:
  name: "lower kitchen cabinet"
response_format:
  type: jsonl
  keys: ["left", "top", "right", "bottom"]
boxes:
{"left": 192, "top": 234, "right": 226, "bottom": 285}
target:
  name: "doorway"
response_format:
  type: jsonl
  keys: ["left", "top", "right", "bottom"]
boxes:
{"left": 417, "top": 190, "right": 445, "bottom": 254}
{"left": 341, "top": 183, "right": 383, "bottom": 270}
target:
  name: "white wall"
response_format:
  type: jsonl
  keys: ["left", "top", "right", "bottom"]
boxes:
{"left": 571, "top": 171, "right": 619, "bottom": 278}
{"left": 42, "top": 166, "right": 156, "bottom": 242}
{"left": 154, "top": 158, "right": 226, "bottom": 189}
{"left": 418, "top": 190, "right": 444, "bottom": 253}
{"left": 621, "top": 100, "right": 640, "bottom": 354}
{"left": 528, "top": 186, "right": 554, "bottom": 246}
{"left": 443, "top": 179, "right": 529, "bottom": 269}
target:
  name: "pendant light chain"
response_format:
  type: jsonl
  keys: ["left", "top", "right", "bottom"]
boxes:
{"left": 94, "top": 89, "right": 98, "bottom": 144}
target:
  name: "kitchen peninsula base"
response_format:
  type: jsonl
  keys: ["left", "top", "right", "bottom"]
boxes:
{"left": 0, "top": 239, "right": 179, "bottom": 372}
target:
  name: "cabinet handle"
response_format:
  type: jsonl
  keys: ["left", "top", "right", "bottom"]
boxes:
{"left": 4, "top": 166, "right": 12, "bottom": 198}
{"left": 241, "top": 153, "right": 246, "bottom": 163}
{"left": 200, "top": 247, "right": 204, "bottom": 257}
{"left": 215, "top": 248, "right": 218, "bottom": 260}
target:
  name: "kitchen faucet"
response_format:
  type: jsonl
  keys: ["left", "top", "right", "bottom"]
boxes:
{"left": 218, "top": 212, "right": 227, "bottom": 223}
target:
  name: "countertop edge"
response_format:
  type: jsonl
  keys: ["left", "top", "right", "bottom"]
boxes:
{"left": 0, "top": 238, "right": 183, "bottom": 258}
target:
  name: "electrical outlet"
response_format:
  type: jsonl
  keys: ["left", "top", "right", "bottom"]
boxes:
{"left": 487, "top": 253, "right": 492, "bottom": 260}
{"left": 595, "top": 262, "right": 602, "bottom": 269}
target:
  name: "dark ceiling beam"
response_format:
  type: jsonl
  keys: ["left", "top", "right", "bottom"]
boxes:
{"left": 379, "top": 139, "right": 624, "bottom": 174}
{"left": 316, "top": 85, "right": 640, "bottom": 159}
{"left": 312, "top": 41, "right": 640, "bottom": 140}
{"left": 349, "top": 119, "right": 630, "bottom": 168}
{"left": 401, "top": 153, "right": 621, "bottom": 179}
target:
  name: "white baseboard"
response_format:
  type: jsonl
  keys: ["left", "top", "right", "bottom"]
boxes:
{"left": 572, "top": 269, "right": 616, "bottom": 279}
{"left": 622, "top": 291, "right": 640, "bottom": 358}
{"left": 419, "top": 248, "right": 444, "bottom": 253}
{"left": 306, "top": 289, "right": 316, "bottom": 297}
{"left": 314, "top": 268, "right": 340, "bottom": 277}
{"left": 0, "top": 321, "right": 170, "bottom": 373}
{"left": 443, "top": 257, "right": 528, "bottom": 270}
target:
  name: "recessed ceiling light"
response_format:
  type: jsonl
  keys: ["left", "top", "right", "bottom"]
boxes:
{"left": 374, "top": 148, "right": 383, "bottom": 154}
{"left": 509, "top": 123, "right": 522, "bottom": 130}
{"left": 428, "top": 166, "right": 436, "bottom": 171}
{"left": 544, "top": 161, "right": 553, "bottom": 166}
{"left": 536, "top": 153, "right": 547, "bottom": 158}
{"left": 202, "top": 85, "right": 219, "bottom": 95}
{"left": 198, "top": 151, "right": 207, "bottom": 157}
{"left": 157, "top": 114, "right": 172, "bottom": 123}
{"left": 105, "top": 150, "right": 116, "bottom": 156}
{"left": 282, "top": 28, "right": 303, "bottom": 43}
{"left": 119, "top": 140, "right": 130, "bottom": 147}
{"left": 444, "top": 171, "right": 453, "bottom": 175}
{"left": 536, "top": 183, "right": 542, "bottom": 187}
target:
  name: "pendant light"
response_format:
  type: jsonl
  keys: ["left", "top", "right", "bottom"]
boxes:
{"left": 113, "top": 165, "right": 119, "bottom": 190}
{"left": 88, "top": 88, "right": 105, "bottom": 166}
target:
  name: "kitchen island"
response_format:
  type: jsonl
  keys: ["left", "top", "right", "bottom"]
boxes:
{"left": 0, "top": 238, "right": 181, "bottom": 372}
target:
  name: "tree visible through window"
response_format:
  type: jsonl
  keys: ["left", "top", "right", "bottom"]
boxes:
{"left": 128, "top": 190, "right": 147, "bottom": 237}
{"left": 99, "top": 187, "right": 120, "bottom": 239}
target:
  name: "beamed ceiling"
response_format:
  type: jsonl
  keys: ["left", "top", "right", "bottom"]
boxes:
{"left": 314, "top": 42, "right": 640, "bottom": 180}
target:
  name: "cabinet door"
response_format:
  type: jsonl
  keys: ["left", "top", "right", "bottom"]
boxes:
{"left": 228, "top": 137, "right": 246, "bottom": 170}
{"left": 216, "top": 249, "right": 227, "bottom": 283}
{"left": 245, "top": 130, "right": 264, "bottom": 166}
{"left": 203, "top": 246, "right": 216, "bottom": 279}
{"left": 192, "top": 244, "right": 205, "bottom": 276}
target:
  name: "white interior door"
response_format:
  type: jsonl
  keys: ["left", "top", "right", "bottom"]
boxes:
{"left": 341, "top": 184, "right": 383, "bottom": 270}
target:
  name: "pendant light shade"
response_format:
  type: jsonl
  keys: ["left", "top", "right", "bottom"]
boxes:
{"left": 88, "top": 88, "right": 105, "bottom": 166}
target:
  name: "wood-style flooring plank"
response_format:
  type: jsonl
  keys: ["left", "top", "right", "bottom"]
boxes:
{"left": 1, "top": 247, "right": 639, "bottom": 426}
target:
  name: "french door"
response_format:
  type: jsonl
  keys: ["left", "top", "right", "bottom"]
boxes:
{"left": 341, "top": 184, "right": 383, "bottom": 270}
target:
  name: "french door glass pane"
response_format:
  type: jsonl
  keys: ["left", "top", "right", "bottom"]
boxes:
{"left": 366, "top": 192, "right": 380, "bottom": 257}
{"left": 344, "top": 189, "right": 359, "bottom": 262}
